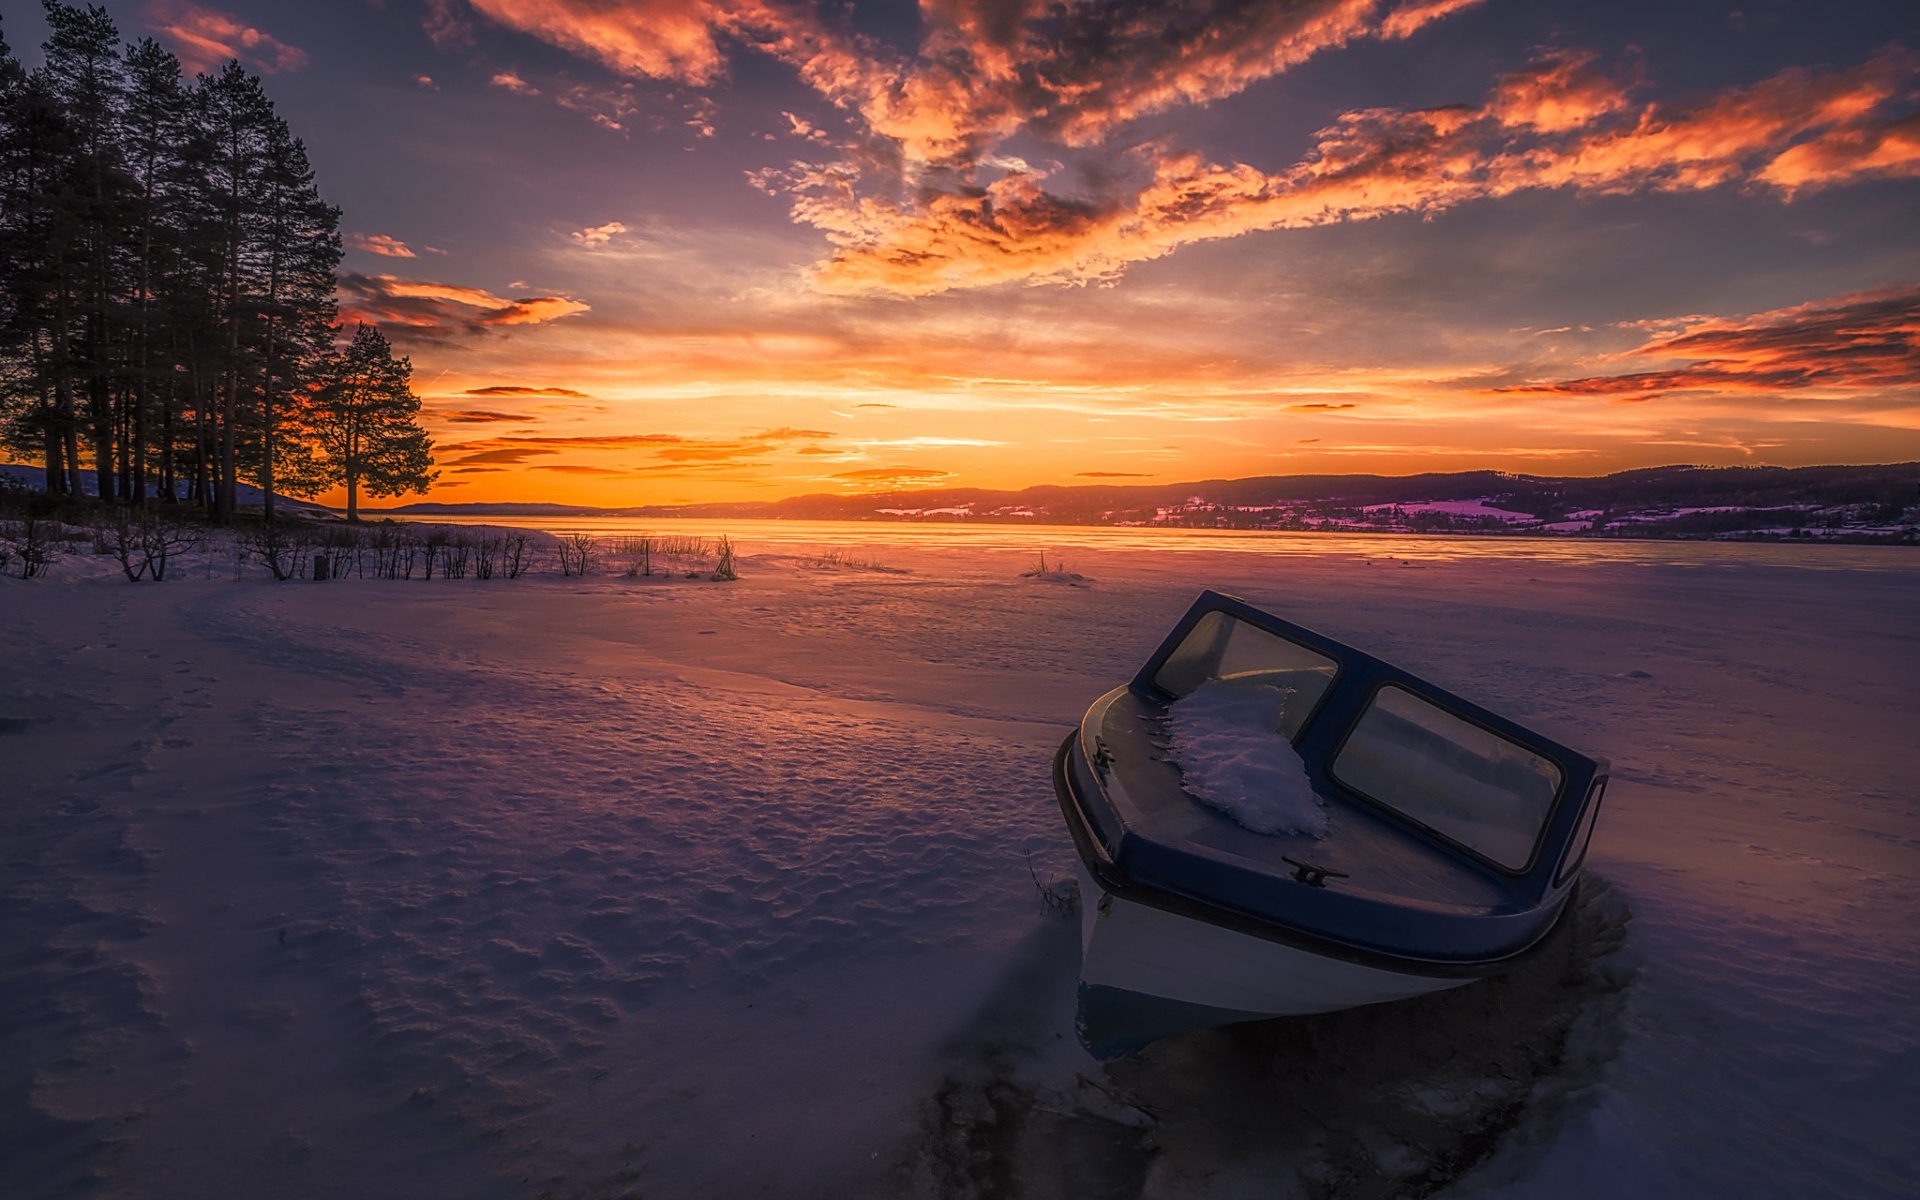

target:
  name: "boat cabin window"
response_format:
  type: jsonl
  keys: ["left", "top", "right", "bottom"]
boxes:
{"left": 1554, "top": 778, "right": 1606, "bottom": 886}
{"left": 1331, "top": 685, "right": 1563, "bottom": 870}
{"left": 1152, "top": 612, "right": 1338, "bottom": 740}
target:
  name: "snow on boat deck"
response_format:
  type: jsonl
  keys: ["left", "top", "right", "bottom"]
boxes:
{"left": 2, "top": 535, "right": 1915, "bottom": 1198}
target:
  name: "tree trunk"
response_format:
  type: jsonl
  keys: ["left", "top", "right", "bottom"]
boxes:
{"left": 45, "top": 428, "right": 64, "bottom": 495}
{"left": 261, "top": 310, "right": 278, "bottom": 524}
{"left": 53, "top": 289, "right": 86, "bottom": 498}
{"left": 160, "top": 385, "right": 174, "bottom": 505}
{"left": 91, "top": 375, "right": 114, "bottom": 502}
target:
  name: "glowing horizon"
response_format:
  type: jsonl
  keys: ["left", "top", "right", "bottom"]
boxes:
{"left": 18, "top": 0, "right": 1914, "bottom": 508}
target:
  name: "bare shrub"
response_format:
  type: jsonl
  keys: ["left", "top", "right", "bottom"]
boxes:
{"left": 616, "top": 534, "right": 654, "bottom": 578}
{"left": 317, "top": 527, "right": 357, "bottom": 580}
{"left": 422, "top": 530, "right": 447, "bottom": 580}
{"left": 244, "top": 521, "right": 308, "bottom": 582}
{"left": 1021, "top": 551, "right": 1089, "bottom": 583}
{"left": 442, "top": 534, "right": 472, "bottom": 579}
{"left": 472, "top": 535, "right": 500, "bottom": 580}
{"left": 805, "top": 547, "right": 891, "bottom": 571}
{"left": 102, "top": 508, "right": 201, "bottom": 581}
{"left": 503, "top": 533, "right": 535, "bottom": 579}
{"left": 0, "top": 507, "right": 57, "bottom": 579}
{"left": 654, "top": 533, "right": 711, "bottom": 573}
{"left": 391, "top": 528, "right": 419, "bottom": 579}
{"left": 557, "top": 532, "right": 599, "bottom": 577}
{"left": 711, "top": 535, "right": 737, "bottom": 581}
{"left": 145, "top": 518, "right": 198, "bottom": 581}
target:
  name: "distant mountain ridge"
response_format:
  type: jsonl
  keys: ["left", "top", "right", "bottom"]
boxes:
{"left": 371, "top": 463, "right": 1920, "bottom": 541}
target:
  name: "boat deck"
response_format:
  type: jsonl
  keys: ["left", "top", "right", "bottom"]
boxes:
{"left": 1093, "top": 688, "right": 1521, "bottom": 916}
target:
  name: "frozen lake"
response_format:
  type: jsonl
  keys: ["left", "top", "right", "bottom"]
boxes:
{"left": 2, "top": 531, "right": 1915, "bottom": 1197}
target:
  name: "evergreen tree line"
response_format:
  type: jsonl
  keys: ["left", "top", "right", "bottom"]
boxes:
{"left": 0, "top": 3, "right": 433, "bottom": 523}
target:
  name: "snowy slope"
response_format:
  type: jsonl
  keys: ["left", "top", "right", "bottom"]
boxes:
{"left": 2, "top": 535, "right": 1915, "bottom": 1198}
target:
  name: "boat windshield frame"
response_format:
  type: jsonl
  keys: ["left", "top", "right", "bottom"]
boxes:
{"left": 1129, "top": 590, "right": 1601, "bottom": 880}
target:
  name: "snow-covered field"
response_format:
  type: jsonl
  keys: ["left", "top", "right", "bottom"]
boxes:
{"left": 2, "top": 530, "right": 1915, "bottom": 1198}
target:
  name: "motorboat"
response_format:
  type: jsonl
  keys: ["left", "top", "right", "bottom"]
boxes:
{"left": 1054, "top": 590, "right": 1608, "bottom": 1059}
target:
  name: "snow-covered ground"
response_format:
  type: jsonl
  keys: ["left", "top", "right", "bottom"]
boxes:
{"left": 2, "top": 530, "right": 1915, "bottom": 1198}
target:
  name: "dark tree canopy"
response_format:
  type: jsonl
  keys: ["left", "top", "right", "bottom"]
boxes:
{"left": 0, "top": 2, "right": 425, "bottom": 522}
{"left": 292, "top": 323, "right": 435, "bottom": 520}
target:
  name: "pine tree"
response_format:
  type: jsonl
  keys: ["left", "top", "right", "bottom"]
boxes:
{"left": 253, "top": 114, "right": 340, "bottom": 522}
{"left": 291, "top": 324, "right": 435, "bottom": 521}
{"left": 0, "top": 3, "right": 360, "bottom": 520}
{"left": 40, "top": 1, "right": 132, "bottom": 502}
{"left": 120, "top": 37, "right": 189, "bottom": 506}
{"left": 196, "top": 60, "right": 272, "bottom": 521}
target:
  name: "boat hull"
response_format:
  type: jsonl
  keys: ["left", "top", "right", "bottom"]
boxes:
{"left": 1075, "top": 863, "right": 1474, "bottom": 1058}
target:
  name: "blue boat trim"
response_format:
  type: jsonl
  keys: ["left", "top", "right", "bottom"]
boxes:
{"left": 1054, "top": 735, "right": 1575, "bottom": 981}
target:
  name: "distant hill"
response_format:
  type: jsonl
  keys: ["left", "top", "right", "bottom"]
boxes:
{"left": 369, "top": 463, "right": 1920, "bottom": 542}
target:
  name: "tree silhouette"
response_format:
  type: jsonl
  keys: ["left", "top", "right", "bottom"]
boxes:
{"left": 291, "top": 323, "right": 434, "bottom": 520}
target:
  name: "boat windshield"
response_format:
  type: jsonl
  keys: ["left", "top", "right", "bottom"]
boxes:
{"left": 1151, "top": 612, "right": 1338, "bottom": 740}
{"left": 1331, "top": 685, "right": 1563, "bottom": 869}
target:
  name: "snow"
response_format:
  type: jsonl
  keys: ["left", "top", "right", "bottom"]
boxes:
{"left": 1363, "top": 498, "right": 1541, "bottom": 522}
{"left": 1163, "top": 680, "right": 1326, "bottom": 836}
{"left": 3, "top": 525, "right": 1916, "bottom": 1198}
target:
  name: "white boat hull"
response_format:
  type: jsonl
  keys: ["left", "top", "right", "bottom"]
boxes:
{"left": 1076, "top": 864, "right": 1471, "bottom": 1056}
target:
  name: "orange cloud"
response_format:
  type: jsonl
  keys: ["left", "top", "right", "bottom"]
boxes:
{"left": 348, "top": 233, "right": 417, "bottom": 258}
{"left": 439, "top": 409, "right": 528, "bottom": 423}
{"left": 1502, "top": 285, "right": 1920, "bottom": 400}
{"left": 462, "top": 385, "right": 594, "bottom": 397}
{"left": 457, "top": 0, "right": 1484, "bottom": 167}
{"left": 441, "top": 431, "right": 834, "bottom": 470}
{"left": 336, "top": 273, "right": 591, "bottom": 335}
{"left": 454, "top": 1, "right": 1914, "bottom": 298}
{"left": 571, "top": 221, "right": 629, "bottom": 246}
{"left": 145, "top": 0, "right": 307, "bottom": 75}
{"left": 465, "top": 0, "right": 744, "bottom": 85}
{"left": 450, "top": 447, "right": 559, "bottom": 464}
{"left": 491, "top": 68, "right": 541, "bottom": 95}
{"left": 833, "top": 467, "right": 954, "bottom": 484}
{"left": 770, "top": 48, "right": 1920, "bottom": 295}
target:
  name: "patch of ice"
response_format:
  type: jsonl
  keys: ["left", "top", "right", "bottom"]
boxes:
{"left": 1164, "top": 680, "right": 1326, "bottom": 837}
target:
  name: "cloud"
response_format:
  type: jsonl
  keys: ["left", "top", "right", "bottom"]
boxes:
{"left": 1076, "top": 470, "right": 1151, "bottom": 477}
{"left": 491, "top": 68, "right": 541, "bottom": 96}
{"left": 438, "top": 0, "right": 1917, "bottom": 304}
{"left": 439, "top": 409, "right": 527, "bottom": 423}
{"left": 144, "top": 0, "right": 307, "bottom": 75}
{"left": 768, "top": 48, "right": 1920, "bottom": 295}
{"left": 465, "top": 0, "right": 741, "bottom": 86}
{"left": 349, "top": 233, "right": 417, "bottom": 259}
{"left": 422, "top": 0, "right": 475, "bottom": 49}
{"left": 462, "top": 385, "right": 594, "bottom": 398}
{"left": 450, "top": 447, "right": 560, "bottom": 464}
{"left": 442, "top": 431, "right": 828, "bottom": 469}
{"left": 456, "top": 1, "right": 1487, "bottom": 168}
{"left": 1290, "top": 402, "right": 1357, "bottom": 410}
{"left": 336, "top": 273, "right": 590, "bottom": 336}
{"left": 832, "top": 467, "right": 955, "bottom": 484}
{"left": 534, "top": 464, "right": 632, "bottom": 474}
{"left": 571, "top": 221, "right": 630, "bottom": 246}
{"left": 1501, "top": 284, "right": 1920, "bottom": 400}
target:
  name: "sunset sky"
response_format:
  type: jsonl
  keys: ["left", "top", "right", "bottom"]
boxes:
{"left": 11, "top": 0, "right": 1918, "bottom": 505}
